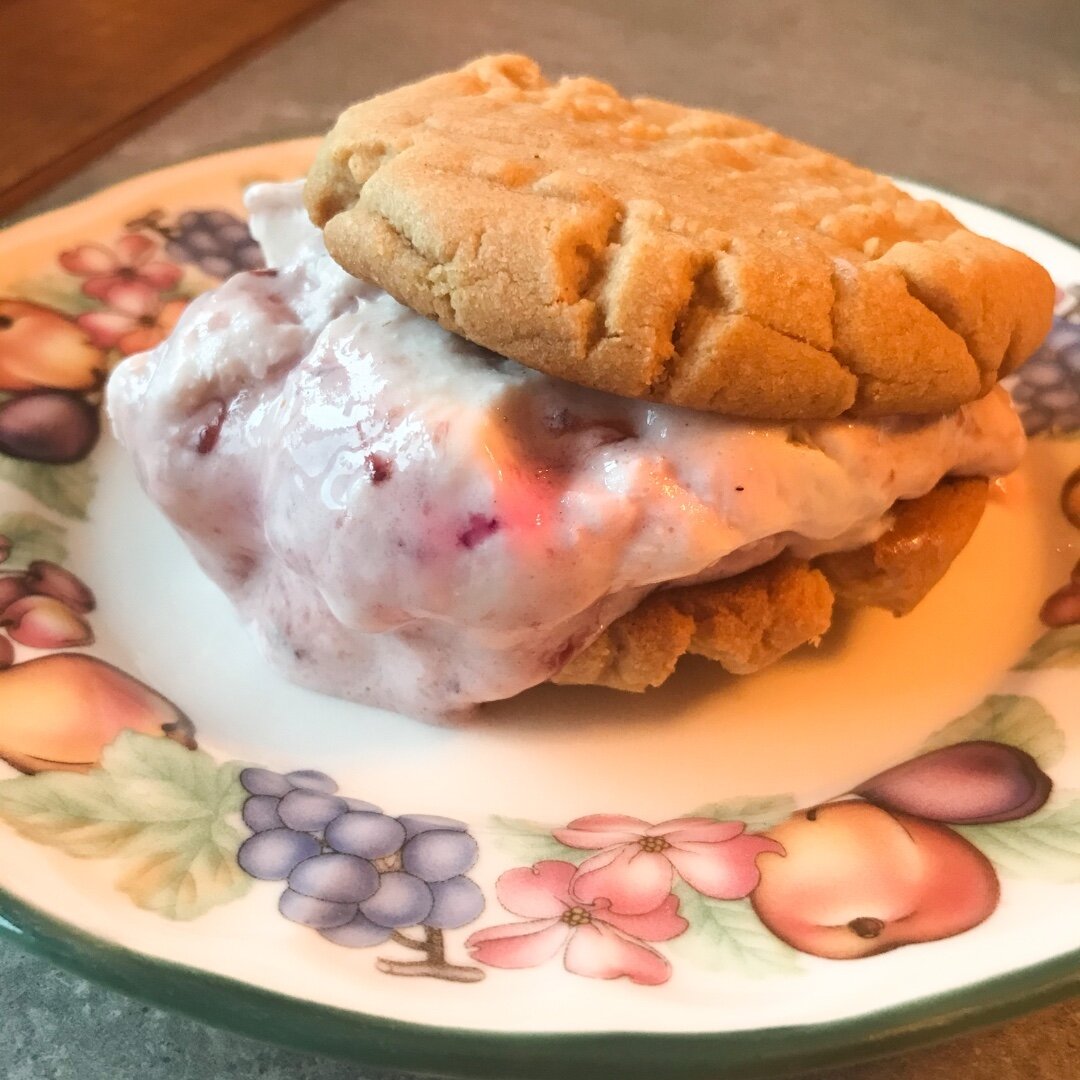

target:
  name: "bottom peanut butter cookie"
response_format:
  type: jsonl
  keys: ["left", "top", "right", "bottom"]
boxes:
{"left": 553, "top": 478, "right": 987, "bottom": 692}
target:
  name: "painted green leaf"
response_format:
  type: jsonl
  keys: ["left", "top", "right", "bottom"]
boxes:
{"left": 0, "top": 457, "right": 97, "bottom": 521}
{"left": 921, "top": 695, "right": 1064, "bottom": 768}
{"left": 485, "top": 816, "right": 589, "bottom": 866}
{"left": 105, "top": 728, "right": 245, "bottom": 818}
{"left": 116, "top": 819, "right": 250, "bottom": 920}
{"left": 8, "top": 276, "right": 103, "bottom": 318}
{"left": 956, "top": 790, "right": 1080, "bottom": 883}
{"left": 688, "top": 795, "right": 797, "bottom": 832}
{"left": 0, "top": 511, "right": 67, "bottom": 567}
{"left": 0, "top": 732, "right": 250, "bottom": 919}
{"left": 668, "top": 882, "right": 802, "bottom": 977}
{"left": 1014, "top": 626, "right": 1080, "bottom": 670}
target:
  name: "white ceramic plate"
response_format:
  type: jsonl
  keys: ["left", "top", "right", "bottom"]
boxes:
{"left": 0, "top": 140, "right": 1077, "bottom": 1079}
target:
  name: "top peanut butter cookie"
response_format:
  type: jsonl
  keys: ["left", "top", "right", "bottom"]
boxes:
{"left": 305, "top": 54, "right": 1053, "bottom": 419}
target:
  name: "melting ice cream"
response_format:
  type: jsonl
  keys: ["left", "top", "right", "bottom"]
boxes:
{"left": 107, "top": 182, "right": 1026, "bottom": 718}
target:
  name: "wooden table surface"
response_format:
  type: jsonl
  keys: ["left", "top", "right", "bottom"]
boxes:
{"left": 1, "top": 1, "right": 1078, "bottom": 1077}
{"left": 0, "top": 0, "right": 334, "bottom": 218}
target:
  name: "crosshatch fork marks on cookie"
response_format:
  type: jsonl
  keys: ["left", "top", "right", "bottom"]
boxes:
{"left": 306, "top": 54, "right": 1054, "bottom": 420}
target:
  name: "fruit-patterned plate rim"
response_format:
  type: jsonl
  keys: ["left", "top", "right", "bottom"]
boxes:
{"left": 0, "top": 141, "right": 1077, "bottom": 1079}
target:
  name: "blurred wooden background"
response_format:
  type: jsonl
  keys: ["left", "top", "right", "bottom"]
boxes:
{"left": 0, "top": 0, "right": 335, "bottom": 216}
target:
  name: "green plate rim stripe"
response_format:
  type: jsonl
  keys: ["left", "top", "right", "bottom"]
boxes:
{"left": 2, "top": 885, "right": 1077, "bottom": 1080}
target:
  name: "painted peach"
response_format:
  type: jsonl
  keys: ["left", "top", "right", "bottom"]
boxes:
{"left": 751, "top": 800, "right": 999, "bottom": 959}
{"left": 0, "top": 300, "right": 105, "bottom": 392}
{"left": 0, "top": 654, "right": 195, "bottom": 774}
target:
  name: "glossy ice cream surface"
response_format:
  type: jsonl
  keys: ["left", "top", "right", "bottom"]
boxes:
{"left": 107, "top": 182, "right": 1025, "bottom": 718}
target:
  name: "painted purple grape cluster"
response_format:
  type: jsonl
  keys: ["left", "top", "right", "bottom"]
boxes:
{"left": 128, "top": 209, "right": 263, "bottom": 280}
{"left": 166, "top": 210, "right": 264, "bottom": 279}
{"left": 236, "top": 768, "right": 484, "bottom": 949}
{"left": 1009, "top": 313, "right": 1080, "bottom": 436}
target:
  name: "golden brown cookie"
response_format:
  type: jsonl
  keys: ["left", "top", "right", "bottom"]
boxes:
{"left": 306, "top": 55, "right": 1054, "bottom": 420}
{"left": 817, "top": 476, "right": 988, "bottom": 615}
{"left": 553, "top": 477, "right": 987, "bottom": 692}
{"left": 552, "top": 557, "right": 833, "bottom": 692}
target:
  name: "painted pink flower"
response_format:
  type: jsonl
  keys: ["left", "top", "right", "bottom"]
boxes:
{"left": 60, "top": 234, "right": 182, "bottom": 301}
{"left": 466, "top": 860, "right": 687, "bottom": 985}
{"left": 556, "top": 815, "right": 783, "bottom": 915}
{"left": 76, "top": 282, "right": 186, "bottom": 355}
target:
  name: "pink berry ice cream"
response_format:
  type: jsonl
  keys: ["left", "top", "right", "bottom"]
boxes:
{"left": 107, "top": 181, "right": 1025, "bottom": 719}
